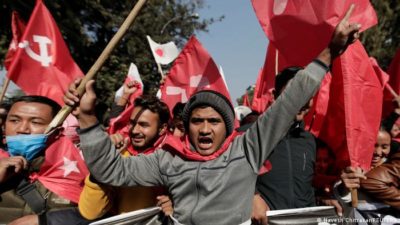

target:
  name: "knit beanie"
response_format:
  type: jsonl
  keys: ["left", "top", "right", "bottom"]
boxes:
{"left": 182, "top": 90, "right": 235, "bottom": 136}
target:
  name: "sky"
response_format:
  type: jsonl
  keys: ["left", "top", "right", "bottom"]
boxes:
{"left": 196, "top": 0, "right": 268, "bottom": 105}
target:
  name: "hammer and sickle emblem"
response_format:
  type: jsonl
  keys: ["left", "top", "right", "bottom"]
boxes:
{"left": 18, "top": 35, "right": 52, "bottom": 67}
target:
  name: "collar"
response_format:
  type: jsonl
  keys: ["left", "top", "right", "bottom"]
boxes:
{"left": 163, "top": 131, "right": 240, "bottom": 161}
{"left": 126, "top": 134, "right": 167, "bottom": 156}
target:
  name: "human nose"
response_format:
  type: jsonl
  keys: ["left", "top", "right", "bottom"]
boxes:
{"left": 375, "top": 147, "right": 382, "bottom": 156}
{"left": 131, "top": 124, "right": 141, "bottom": 135}
{"left": 199, "top": 121, "right": 211, "bottom": 134}
{"left": 16, "top": 121, "right": 30, "bottom": 134}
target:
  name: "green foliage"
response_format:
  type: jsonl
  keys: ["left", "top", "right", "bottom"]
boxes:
{"left": 0, "top": 0, "right": 221, "bottom": 106}
{"left": 361, "top": 0, "right": 400, "bottom": 69}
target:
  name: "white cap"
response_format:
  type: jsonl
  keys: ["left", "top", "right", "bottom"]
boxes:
{"left": 234, "top": 106, "right": 252, "bottom": 121}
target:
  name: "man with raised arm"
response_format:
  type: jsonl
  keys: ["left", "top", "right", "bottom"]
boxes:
{"left": 65, "top": 6, "right": 360, "bottom": 225}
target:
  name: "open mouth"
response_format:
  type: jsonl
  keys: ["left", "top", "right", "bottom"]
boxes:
{"left": 371, "top": 156, "right": 381, "bottom": 163}
{"left": 132, "top": 136, "right": 145, "bottom": 143}
{"left": 198, "top": 136, "right": 213, "bottom": 150}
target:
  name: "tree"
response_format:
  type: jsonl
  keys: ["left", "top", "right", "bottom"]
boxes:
{"left": 361, "top": 0, "right": 400, "bottom": 69}
{"left": 0, "top": 0, "right": 223, "bottom": 106}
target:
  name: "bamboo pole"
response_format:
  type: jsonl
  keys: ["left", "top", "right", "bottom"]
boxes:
{"left": 385, "top": 83, "right": 399, "bottom": 98}
{"left": 351, "top": 189, "right": 358, "bottom": 208}
{"left": 275, "top": 49, "right": 279, "bottom": 76}
{"left": 156, "top": 62, "right": 165, "bottom": 78}
{"left": 0, "top": 77, "right": 11, "bottom": 103}
{"left": 45, "top": 0, "right": 148, "bottom": 134}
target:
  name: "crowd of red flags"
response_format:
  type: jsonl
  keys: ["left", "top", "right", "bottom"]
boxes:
{"left": 2, "top": 0, "right": 400, "bottom": 207}
{"left": 251, "top": 43, "right": 289, "bottom": 113}
{"left": 249, "top": 0, "right": 392, "bottom": 171}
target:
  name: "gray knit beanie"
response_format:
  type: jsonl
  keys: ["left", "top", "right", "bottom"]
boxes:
{"left": 182, "top": 90, "right": 235, "bottom": 136}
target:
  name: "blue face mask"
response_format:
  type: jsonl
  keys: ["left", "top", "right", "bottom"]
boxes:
{"left": 6, "top": 134, "right": 48, "bottom": 161}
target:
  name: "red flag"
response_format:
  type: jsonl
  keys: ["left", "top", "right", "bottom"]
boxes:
{"left": 29, "top": 137, "right": 88, "bottom": 203}
{"left": 242, "top": 92, "right": 251, "bottom": 107}
{"left": 4, "top": 11, "right": 26, "bottom": 70}
{"left": 370, "top": 57, "right": 390, "bottom": 89}
{"left": 369, "top": 57, "right": 392, "bottom": 119}
{"left": 160, "top": 36, "right": 232, "bottom": 111}
{"left": 388, "top": 49, "right": 400, "bottom": 93}
{"left": 0, "top": 137, "right": 89, "bottom": 203}
{"left": 251, "top": 43, "right": 290, "bottom": 113}
{"left": 108, "top": 84, "right": 143, "bottom": 135}
{"left": 251, "top": 0, "right": 377, "bottom": 66}
{"left": 0, "top": 149, "right": 9, "bottom": 158}
{"left": 6, "top": 0, "right": 83, "bottom": 106}
{"left": 318, "top": 41, "right": 382, "bottom": 171}
{"left": 381, "top": 49, "right": 400, "bottom": 118}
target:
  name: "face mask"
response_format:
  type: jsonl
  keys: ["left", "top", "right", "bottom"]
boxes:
{"left": 6, "top": 134, "right": 48, "bottom": 161}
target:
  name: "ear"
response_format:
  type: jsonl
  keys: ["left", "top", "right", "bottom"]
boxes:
{"left": 158, "top": 123, "right": 168, "bottom": 136}
{"left": 272, "top": 88, "right": 277, "bottom": 100}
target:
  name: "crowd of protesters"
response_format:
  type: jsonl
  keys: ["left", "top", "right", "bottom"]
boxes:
{"left": 0, "top": 5, "right": 399, "bottom": 225}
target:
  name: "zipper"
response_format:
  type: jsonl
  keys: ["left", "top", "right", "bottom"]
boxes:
{"left": 190, "top": 162, "right": 201, "bottom": 225}
{"left": 285, "top": 140, "right": 294, "bottom": 208}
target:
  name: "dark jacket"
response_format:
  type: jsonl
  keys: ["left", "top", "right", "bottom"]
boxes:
{"left": 256, "top": 122, "right": 317, "bottom": 210}
{"left": 360, "top": 152, "right": 400, "bottom": 210}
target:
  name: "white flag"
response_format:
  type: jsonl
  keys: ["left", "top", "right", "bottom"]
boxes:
{"left": 219, "top": 65, "right": 229, "bottom": 92}
{"left": 114, "top": 63, "right": 143, "bottom": 102}
{"left": 146, "top": 35, "right": 179, "bottom": 65}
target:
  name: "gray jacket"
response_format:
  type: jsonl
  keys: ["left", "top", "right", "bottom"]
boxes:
{"left": 79, "top": 62, "right": 327, "bottom": 225}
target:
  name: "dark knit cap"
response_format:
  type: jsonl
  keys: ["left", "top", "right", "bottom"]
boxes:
{"left": 182, "top": 90, "right": 235, "bottom": 136}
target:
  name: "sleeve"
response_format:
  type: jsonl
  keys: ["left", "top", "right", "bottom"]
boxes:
{"left": 78, "top": 124, "right": 165, "bottom": 187}
{"left": 233, "top": 61, "right": 327, "bottom": 172}
{"left": 46, "top": 208, "right": 93, "bottom": 225}
{"left": 78, "top": 175, "right": 114, "bottom": 220}
{"left": 360, "top": 163, "right": 400, "bottom": 210}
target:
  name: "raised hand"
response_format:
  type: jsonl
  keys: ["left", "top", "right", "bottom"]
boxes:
{"left": 329, "top": 4, "right": 361, "bottom": 58}
{"left": 63, "top": 78, "right": 98, "bottom": 128}
{"left": 317, "top": 4, "right": 362, "bottom": 66}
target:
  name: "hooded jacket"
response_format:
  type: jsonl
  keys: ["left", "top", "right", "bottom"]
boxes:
{"left": 78, "top": 61, "right": 327, "bottom": 225}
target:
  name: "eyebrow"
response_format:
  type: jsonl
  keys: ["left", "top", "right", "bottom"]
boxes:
{"left": 190, "top": 117, "right": 223, "bottom": 122}
{"left": 7, "top": 115, "right": 46, "bottom": 121}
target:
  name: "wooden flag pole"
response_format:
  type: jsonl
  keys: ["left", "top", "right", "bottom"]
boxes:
{"left": 385, "top": 83, "right": 399, "bottom": 98}
{"left": 275, "top": 49, "right": 279, "bottom": 76}
{"left": 157, "top": 62, "right": 165, "bottom": 78}
{"left": 0, "top": 77, "right": 11, "bottom": 103}
{"left": 351, "top": 189, "right": 358, "bottom": 208}
{"left": 45, "top": 0, "right": 148, "bottom": 134}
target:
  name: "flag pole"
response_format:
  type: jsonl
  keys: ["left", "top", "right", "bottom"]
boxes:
{"left": 385, "top": 83, "right": 399, "bottom": 98}
{"left": 0, "top": 77, "right": 11, "bottom": 103}
{"left": 275, "top": 49, "right": 279, "bottom": 75}
{"left": 351, "top": 189, "right": 358, "bottom": 208}
{"left": 45, "top": 0, "right": 148, "bottom": 134}
{"left": 157, "top": 62, "right": 165, "bottom": 78}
